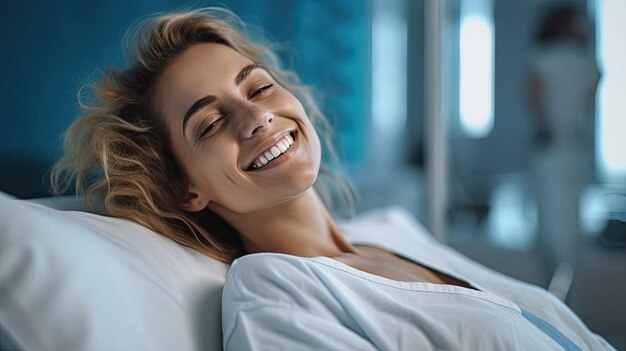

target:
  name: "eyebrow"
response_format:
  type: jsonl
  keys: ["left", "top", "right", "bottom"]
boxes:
{"left": 182, "top": 63, "right": 262, "bottom": 135}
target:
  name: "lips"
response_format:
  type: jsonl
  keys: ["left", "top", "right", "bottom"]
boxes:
{"left": 245, "top": 131, "right": 297, "bottom": 171}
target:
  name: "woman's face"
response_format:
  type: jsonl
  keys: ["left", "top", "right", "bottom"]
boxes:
{"left": 152, "top": 43, "right": 321, "bottom": 214}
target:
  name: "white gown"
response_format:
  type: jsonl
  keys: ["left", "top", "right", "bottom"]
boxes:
{"left": 530, "top": 40, "right": 600, "bottom": 268}
{"left": 222, "top": 207, "right": 615, "bottom": 350}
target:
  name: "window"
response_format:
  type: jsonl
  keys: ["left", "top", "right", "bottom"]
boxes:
{"left": 459, "top": 0, "right": 494, "bottom": 138}
{"left": 372, "top": 0, "right": 407, "bottom": 135}
{"left": 596, "top": 0, "right": 626, "bottom": 182}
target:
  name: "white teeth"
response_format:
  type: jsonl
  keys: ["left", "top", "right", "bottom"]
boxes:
{"left": 270, "top": 146, "right": 281, "bottom": 157}
{"left": 249, "top": 133, "right": 295, "bottom": 170}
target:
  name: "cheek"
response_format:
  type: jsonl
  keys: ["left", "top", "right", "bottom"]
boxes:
{"left": 186, "top": 146, "right": 261, "bottom": 211}
{"left": 311, "top": 125, "right": 322, "bottom": 162}
{"left": 190, "top": 150, "right": 237, "bottom": 194}
{"left": 302, "top": 118, "right": 322, "bottom": 169}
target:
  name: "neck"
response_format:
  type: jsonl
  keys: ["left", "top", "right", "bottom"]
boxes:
{"left": 209, "top": 188, "right": 355, "bottom": 257}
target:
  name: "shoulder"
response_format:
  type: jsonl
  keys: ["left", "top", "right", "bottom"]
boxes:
{"left": 228, "top": 253, "right": 310, "bottom": 281}
{"left": 223, "top": 253, "right": 321, "bottom": 304}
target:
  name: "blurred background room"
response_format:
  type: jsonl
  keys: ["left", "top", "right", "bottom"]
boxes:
{"left": 1, "top": 0, "right": 624, "bottom": 347}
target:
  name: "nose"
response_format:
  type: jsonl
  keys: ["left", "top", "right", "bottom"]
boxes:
{"left": 239, "top": 107, "right": 274, "bottom": 139}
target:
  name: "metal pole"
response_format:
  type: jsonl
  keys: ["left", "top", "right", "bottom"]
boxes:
{"left": 424, "top": 0, "right": 448, "bottom": 241}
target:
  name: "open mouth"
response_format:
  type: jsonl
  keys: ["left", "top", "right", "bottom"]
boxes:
{"left": 246, "top": 131, "right": 297, "bottom": 172}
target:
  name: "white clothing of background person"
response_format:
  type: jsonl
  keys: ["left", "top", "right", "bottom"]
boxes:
{"left": 529, "top": 7, "right": 600, "bottom": 271}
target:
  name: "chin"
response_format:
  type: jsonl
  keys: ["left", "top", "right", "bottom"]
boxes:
{"left": 246, "top": 174, "right": 319, "bottom": 213}
{"left": 273, "top": 168, "right": 317, "bottom": 199}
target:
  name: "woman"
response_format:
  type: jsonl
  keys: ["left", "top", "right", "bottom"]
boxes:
{"left": 53, "top": 8, "right": 614, "bottom": 351}
{"left": 528, "top": 5, "right": 600, "bottom": 272}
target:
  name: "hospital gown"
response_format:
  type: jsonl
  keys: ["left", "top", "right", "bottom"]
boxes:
{"left": 222, "top": 207, "right": 615, "bottom": 350}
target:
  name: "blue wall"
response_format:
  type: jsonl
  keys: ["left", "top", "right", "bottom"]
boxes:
{"left": 0, "top": 0, "right": 370, "bottom": 198}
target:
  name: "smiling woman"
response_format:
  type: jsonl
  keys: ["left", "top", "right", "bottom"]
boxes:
{"left": 51, "top": 8, "right": 345, "bottom": 262}
{"left": 152, "top": 43, "right": 322, "bottom": 217}
{"left": 49, "top": 7, "right": 615, "bottom": 351}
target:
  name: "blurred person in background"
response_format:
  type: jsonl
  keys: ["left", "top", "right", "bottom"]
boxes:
{"left": 528, "top": 4, "right": 600, "bottom": 273}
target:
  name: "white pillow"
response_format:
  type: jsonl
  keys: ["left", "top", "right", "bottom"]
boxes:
{"left": 0, "top": 191, "right": 229, "bottom": 351}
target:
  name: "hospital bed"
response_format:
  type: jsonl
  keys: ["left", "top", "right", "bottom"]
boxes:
{"left": 1, "top": 191, "right": 622, "bottom": 350}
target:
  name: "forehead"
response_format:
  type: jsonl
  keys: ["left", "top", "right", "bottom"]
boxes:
{"left": 161, "top": 42, "right": 252, "bottom": 88}
{"left": 152, "top": 43, "right": 254, "bottom": 120}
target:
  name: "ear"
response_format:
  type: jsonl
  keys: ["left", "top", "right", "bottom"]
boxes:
{"left": 180, "top": 185, "right": 210, "bottom": 212}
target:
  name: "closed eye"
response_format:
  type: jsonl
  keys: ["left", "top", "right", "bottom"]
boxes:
{"left": 194, "top": 115, "right": 228, "bottom": 144}
{"left": 249, "top": 84, "right": 274, "bottom": 99}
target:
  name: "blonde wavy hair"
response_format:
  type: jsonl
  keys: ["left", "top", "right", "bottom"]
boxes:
{"left": 51, "top": 7, "right": 354, "bottom": 263}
